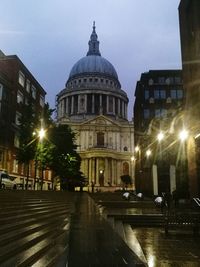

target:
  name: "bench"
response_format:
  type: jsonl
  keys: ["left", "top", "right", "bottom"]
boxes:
{"left": 164, "top": 214, "right": 200, "bottom": 235}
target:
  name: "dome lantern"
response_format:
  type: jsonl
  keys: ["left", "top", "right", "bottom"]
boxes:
{"left": 87, "top": 21, "right": 101, "bottom": 56}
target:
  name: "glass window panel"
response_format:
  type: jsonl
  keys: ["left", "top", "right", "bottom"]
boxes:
{"left": 177, "top": 90, "right": 183, "bottom": 99}
{"left": 154, "top": 90, "right": 160, "bottom": 99}
{"left": 171, "top": 90, "right": 177, "bottom": 99}
{"left": 144, "top": 109, "right": 150, "bottom": 119}
{"left": 144, "top": 90, "right": 149, "bottom": 99}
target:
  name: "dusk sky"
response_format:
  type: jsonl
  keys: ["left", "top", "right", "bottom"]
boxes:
{"left": 0, "top": 0, "right": 181, "bottom": 120}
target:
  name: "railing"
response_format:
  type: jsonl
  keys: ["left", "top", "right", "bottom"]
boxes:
{"left": 193, "top": 198, "right": 200, "bottom": 207}
{"left": 164, "top": 213, "right": 200, "bottom": 235}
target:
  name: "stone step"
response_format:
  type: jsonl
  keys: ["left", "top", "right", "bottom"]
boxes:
{"left": 0, "top": 205, "right": 71, "bottom": 224}
{"left": 0, "top": 215, "right": 69, "bottom": 246}
{"left": 0, "top": 202, "right": 72, "bottom": 218}
{"left": 108, "top": 214, "right": 164, "bottom": 226}
{"left": 0, "top": 223, "right": 70, "bottom": 267}
{"left": 0, "top": 209, "right": 71, "bottom": 234}
{"left": 31, "top": 231, "right": 70, "bottom": 267}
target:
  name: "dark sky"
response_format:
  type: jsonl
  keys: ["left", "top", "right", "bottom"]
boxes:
{"left": 0, "top": 0, "right": 181, "bottom": 120}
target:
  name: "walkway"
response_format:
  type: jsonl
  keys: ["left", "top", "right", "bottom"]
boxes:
{"left": 68, "top": 193, "right": 144, "bottom": 266}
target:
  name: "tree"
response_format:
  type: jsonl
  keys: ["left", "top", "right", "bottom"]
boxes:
{"left": 120, "top": 175, "right": 132, "bottom": 189}
{"left": 16, "top": 99, "right": 38, "bottom": 189}
{"left": 33, "top": 103, "right": 55, "bottom": 190}
{"left": 48, "top": 124, "right": 83, "bottom": 191}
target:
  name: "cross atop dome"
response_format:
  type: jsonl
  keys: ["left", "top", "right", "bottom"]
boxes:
{"left": 87, "top": 21, "right": 101, "bottom": 56}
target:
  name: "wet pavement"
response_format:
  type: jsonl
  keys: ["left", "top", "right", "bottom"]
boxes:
{"left": 68, "top": 193, "right": 144, "bottom": 266}
{"left": 91, "top": 192, "right": 200, "bottom": 267}
{"left": 131, "top": 227, "right": 200, "bottom": 267}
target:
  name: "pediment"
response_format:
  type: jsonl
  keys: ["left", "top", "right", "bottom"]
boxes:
{"left": 80, "top": 115, "right": 120, "bottom": 127}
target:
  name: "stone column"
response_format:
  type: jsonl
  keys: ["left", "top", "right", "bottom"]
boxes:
{"left": 71, "top": 96, "right": 74, "bottom": 114}
{"left": 113, "top": 96, "right": 115, "bottom": 115}
{"left": 105, "top": 158, "right": 108, "bottom": 186}
{"left": 92, "top": 94, "right": 95, "bottom": 113}
{"left": 85, "top": 94, "right": 87, "bottom": 112}
{"left": 122, "top": 101, "right": 124, "bottom": 118}
{"left": 117, "top": 160, "right": 121, "bottom": 185}
{"left": 111, "top": 159, "right": 115, "bottom": 185}
{"left": 106, "top": 95, "right": 109, "bottom": 113}
{"left": 91, "top": 158, "right": 95, "bottom": 182}
{"left": 77, "top": 94, "right": 81, "bottom": 113}
{"left": 100, "top": 94, "right": 102, "bottom": 114}
{"left": 118, "top": 98, "right": 120, "bottom": 116}
{"left": 96, "top": 158, "right": 99, "bottom": 186}
{"left": 152, "top": 164, "right": 158, "bottom": 196}
{"left": 66, "top": 97, "right": 69, "bottom": 115}
{"left": 170, "top": 165, "right": 176, "bottom": 194}
{"left": 124, "top": 103, "right": 127, "bottom": 119}
{"left": 89, "top": 159, "right": 92, "bottom": 184}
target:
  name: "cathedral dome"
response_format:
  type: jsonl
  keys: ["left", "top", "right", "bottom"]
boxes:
{"left": 69, "top": 55, "right": 118, "bottom": 80}
{"left": 66, "top": 22, "right": 120, "bottom": 86}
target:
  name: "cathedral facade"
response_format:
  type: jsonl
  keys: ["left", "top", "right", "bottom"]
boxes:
{"left": 56, "top": 23, "right": 134, "bottom": 190}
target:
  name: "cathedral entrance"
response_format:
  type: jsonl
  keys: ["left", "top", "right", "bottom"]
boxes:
{"left": 99, "top": 169, "right": 104, "bottom": 186}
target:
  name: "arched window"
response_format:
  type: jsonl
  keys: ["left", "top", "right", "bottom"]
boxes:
{"left": 97, "top": 132, "right": 104, "bottom": 147}
{"left": 123, "top": 162, "right": 129, "bottom": 175}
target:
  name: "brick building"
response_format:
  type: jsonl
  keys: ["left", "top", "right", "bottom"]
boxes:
{"left": 0, "top": 50, "right": 52, "bottom": 190}
{"left": 179, "top": 0, "right": 200, "bottom": 197}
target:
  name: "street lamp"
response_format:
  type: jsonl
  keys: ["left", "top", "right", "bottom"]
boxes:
{"left": 146, "top": 149, "right": 152, "bottom": 157}
{"left": 135, "top": 146, "right": 140, "bottom": 152}
{"left": 179, "top": 129, "right": 188, "bottom": 142}
{"left": 38, "top": 128, "right": 46, "bottom": 141}
{"left": 131, "top": 156, "right": 135, "bottom": 162}
{"left": 157, "top": 131, "right": 164, "bottom": 142}
{"left": 34, "top": 127, "right": 46, "bottom": 190}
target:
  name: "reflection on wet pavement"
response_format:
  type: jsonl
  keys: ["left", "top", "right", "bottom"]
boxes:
{"left": 131, "top": 227, "right": 200, "bottom": 267}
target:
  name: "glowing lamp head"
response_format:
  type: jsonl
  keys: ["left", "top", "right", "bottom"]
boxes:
{"left": 179, "top": 129, "right": 188, "bottom": 142}
{"left": 38, "top": 128, "right": 45, "bottom": 140}
{"left": 146, "top": 149, "right": 152, "bottom": 157}
{"left": 157, "top": 132, "right": 164, "bottom": 142}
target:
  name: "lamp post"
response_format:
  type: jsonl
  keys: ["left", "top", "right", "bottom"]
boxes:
{"left": 34, "top": 128, "right": 46, "bottom": 190}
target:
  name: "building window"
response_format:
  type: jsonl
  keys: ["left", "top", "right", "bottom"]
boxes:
{"left": 144, "top": 109, "right": 150, "bottom": 119}
{"left": 160, "top": 90, "right": 166, "bottom": 99}
{"left": 155, "top": 109, "right": 161, "bottom": 118}
{"left": 124, "top": 146, "right": 128, "bottom": 151}
{"left": 177, "top": 90, "right": 183, "bottom": 99}
{"left": 15, "top": 112, "right": 21, "bottom": 125}
{"left": 12, "top": 159, "right": 18, "bottom": 173}
{"left": 31, "top": 85, "right": 36, "bottom": 99}
{"left": 26, "top": 80, "right": 31, "bottom": 93}
{"left": 123, "top": 162, "right": 129, "bottom": 175}
{"left": 97, "top": 132, "right": 104, "bottom": 147}
{"left": 17, "top": 90, "right": 24, "bottom": 104}
{"left": 144, "top": 90, "right": 149, "bottom": 100}
{"left": 154, "top": 90, "right": 160, "bottom": 99}
{"left": 18, "top": 71, "right": 25, "bottom": 87}
{"left": 174, "top": 77, "right": 181, "bottom": 84}
{"left": 14, "top": 134, "right": 20, "bottom": 148}
{"left": 171, "top": 90, "right": 177, "bottom": 99}
{"left": 40, "top": 95, "right": 45, "bottom": 107}
{"left": 155, "top": 109, "right": 167, "bottom": 118}
{"left": 158, "top": 77, "right": 165, "bottom": 84}
{"left": 154, "top": 89, "right": 166, "bottom": 99}
{"left": 148, "top": 79, "right": 154, "bottom": 85}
